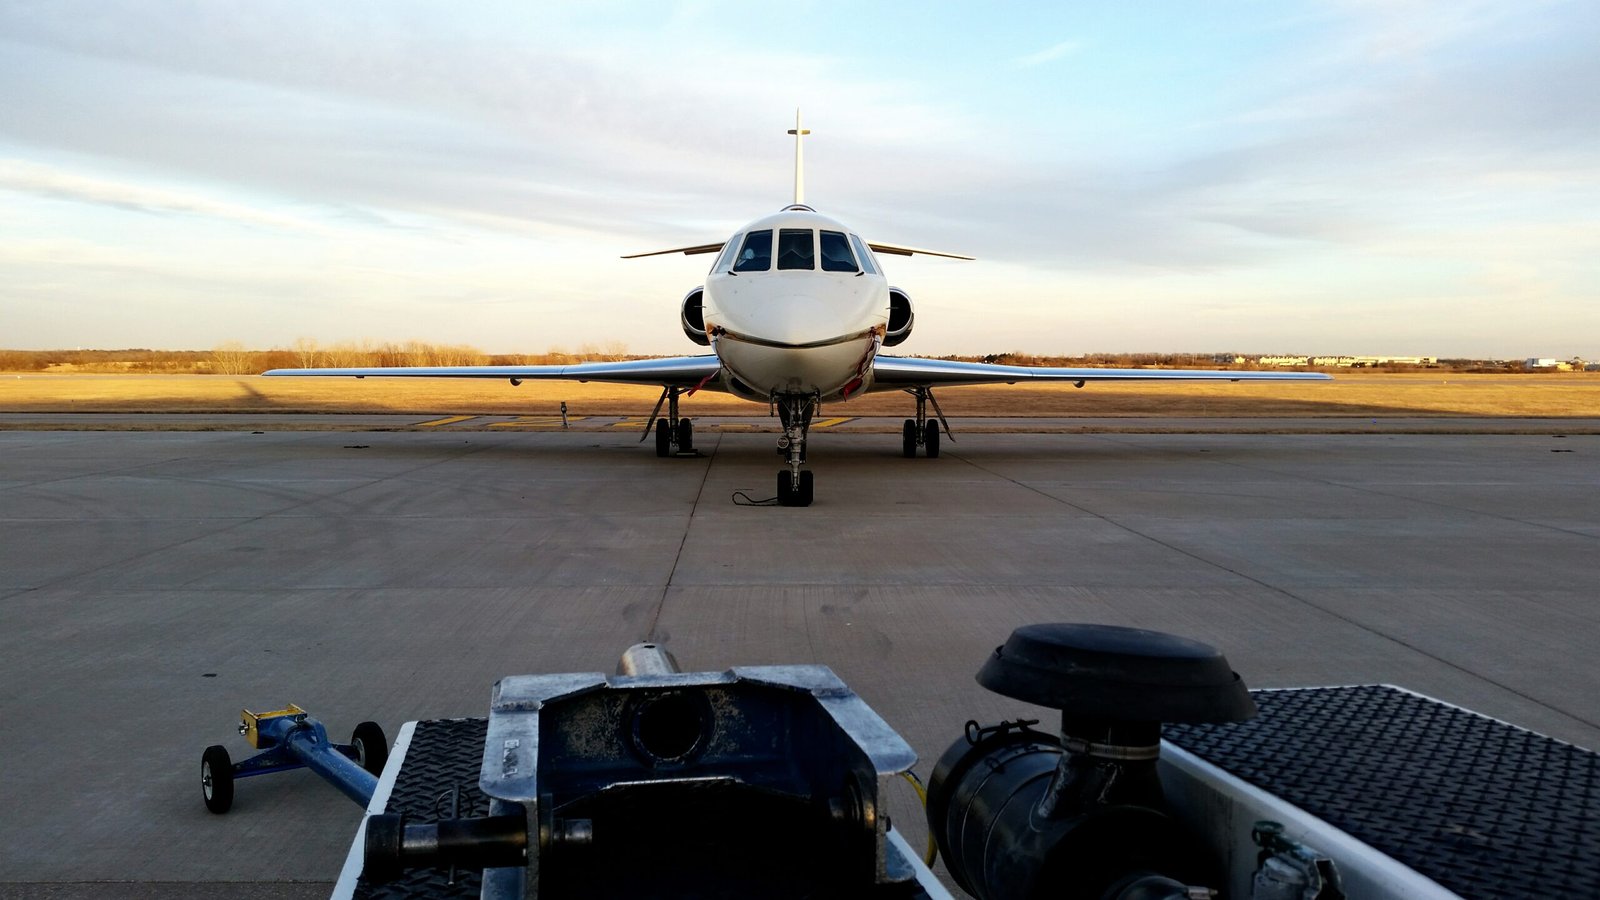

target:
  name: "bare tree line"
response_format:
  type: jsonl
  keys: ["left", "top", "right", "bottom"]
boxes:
{"left": 0, "top": 341, "right": 637, "bottom": 375}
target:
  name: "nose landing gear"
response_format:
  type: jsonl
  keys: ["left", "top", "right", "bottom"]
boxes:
{"left": 902, "top": 387, "right": 950, "bottom": 458}
{"left": 775, "top": 392, "right": 818, "bottom": 507}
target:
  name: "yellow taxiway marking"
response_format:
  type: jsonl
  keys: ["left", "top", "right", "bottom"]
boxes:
{"left": 811, "top": 417, "right": 856, "bottom": 428}
{"left": 415, "top": 415, "right": 478, "bottom": 427}
{"left": 610, "top": 417, "right": 655, "bottom": 427}
{"left": 489, "top": 416, "right": 587, "bottom": 428}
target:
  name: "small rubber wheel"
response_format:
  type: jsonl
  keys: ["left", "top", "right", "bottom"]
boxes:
{"left": 797, "top": 470, "right": 814, "bottom": 506}
{"left": 654, "top": 418, "right": 671, "bottom": 457}
{"left": 351, "top": 721, "right": 388, "bottom": 776}
{"left": 923, "top": 419, "right": 941, "bottom": 459}
{"left": 902, "top": 419, "right": 918, "bottom": 458}
{"left": 202, "top": 744, "right": 234, "bottom": 814}
{"left": 675, "top": 418, "right": 694, "bottom": 453}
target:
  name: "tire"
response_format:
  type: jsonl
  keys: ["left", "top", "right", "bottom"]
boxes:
{"left": 902, "top": 419, "right": 918, "bottom": 458}
{"left": 924, "top": 420, "right": 941, "bottom": 458}
{"left": 797, "top": 470, "right": 814, "bottom": 506}
{"left": 202, "top": 744, "right": 234, "bottom": 814}
{"left": 777, "top": 470, "right": 794, "bottom": 506}
{"left": 675, "top": 418, "right": 694, "bottom": 453}
{"left": 351, "top": 721, "right": 389, "bottom": 776}
{"left": 654, "top": 418, "right": 671, "bottom": 457}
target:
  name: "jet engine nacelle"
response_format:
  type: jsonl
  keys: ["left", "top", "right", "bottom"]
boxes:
{"left": 681, "top": 287, "right": 710, "bottom": 346}
{"left": 885, "top": 287, "right": 915, "bottom": 347}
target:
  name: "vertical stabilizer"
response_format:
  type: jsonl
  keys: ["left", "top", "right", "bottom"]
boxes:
{"left": 787, "top": 109, "right": 811, "bottom": 206}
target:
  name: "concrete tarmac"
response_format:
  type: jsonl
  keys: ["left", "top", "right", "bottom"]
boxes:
{"left": 2, "top": 423, "right": 1598, "bottom": 896}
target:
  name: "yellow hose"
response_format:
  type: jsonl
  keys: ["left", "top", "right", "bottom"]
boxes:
{"left": 898, "top": 769, "right": 937, "bottom": 867}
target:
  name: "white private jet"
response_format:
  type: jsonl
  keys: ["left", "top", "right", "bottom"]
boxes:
{"left": 266, "top": 112, "right": 1329, "bottom": 506}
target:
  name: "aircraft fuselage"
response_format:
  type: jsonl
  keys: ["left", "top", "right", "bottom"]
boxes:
{"left": 701, "top": 208, "right": 888, "bottom": 403}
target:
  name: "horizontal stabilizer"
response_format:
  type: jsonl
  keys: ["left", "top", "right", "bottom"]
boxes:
{"left": 621, "top": 242, "right": 727, "bottom": 259}
{"left": 866, "top": 241, "right": 974, "bottom": 261}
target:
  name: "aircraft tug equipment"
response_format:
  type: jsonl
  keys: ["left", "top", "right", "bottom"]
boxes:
{"left": 199, "top": 626, "right": 1600, "bottom": 898}
{"left": 200, "top": 704, "right": 388, "bottom": 814}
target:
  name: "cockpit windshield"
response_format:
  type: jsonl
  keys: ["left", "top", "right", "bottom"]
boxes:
{"left": 819, "top": 231, "right": 858, "bottom": 272}
{"left": 733, "top": 230, "right": 772, "bottom": 272}
{"left": 711, "top": 234, "right": 742, "bottom": 273}
{"left": 777, "top": 228, "right": 815, "bottom": 270}
{"left": 848, "top": 233, "right": 879, "bottom": 275}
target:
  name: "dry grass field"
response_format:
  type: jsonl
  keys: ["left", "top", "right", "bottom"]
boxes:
{"left": 1, "top": 370, "right": 1596, "bottom": 417}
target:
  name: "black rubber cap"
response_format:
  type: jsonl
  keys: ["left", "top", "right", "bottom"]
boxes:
{"left": 977, "top": 623, "right": 1256, "bottom": 724}
{"left": 362, "top": 813, "right": 405, "bottom": 883}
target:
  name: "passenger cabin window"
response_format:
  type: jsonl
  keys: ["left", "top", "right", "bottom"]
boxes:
{"left": 848, "top": 233, "right": 879, "bottom": 275}
{"left": 819, "top": 230, "right": 858, "bottom": 272}
{"left": 733, "top": 230, "right": 772, "bottom": 272}
{"left": 777, "top": 228, "right": 815, "bottom": 270}
{"left": 711, "top": 235, "right": 741, "bottom": 273}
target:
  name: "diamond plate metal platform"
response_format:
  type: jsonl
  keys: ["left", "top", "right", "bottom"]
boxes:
{"left": 1165, "top": 685, "right": 1600, "bottom": 900}
{"left": 353, "top": 718, "right": 488, "bottom": 900}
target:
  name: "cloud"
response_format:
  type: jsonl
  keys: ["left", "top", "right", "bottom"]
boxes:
{"left": 1014, "top": 39, "right": 1082, "bottom": 68}
{"left": 0, "top": 159, "right": 325, "bottom": 233}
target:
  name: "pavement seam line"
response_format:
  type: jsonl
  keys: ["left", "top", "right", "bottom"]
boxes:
{"left": 645, "top": 433, "right": 718, "bottom": 642}
{"left": 1092, "top": 432, "right": 1600, "bottom": 543}
{"left": 947, "top": 448, "right": 1600, "bottom": 734}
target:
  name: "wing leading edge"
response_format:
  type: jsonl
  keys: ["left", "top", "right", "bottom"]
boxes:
{"left": 262, "top": 355, "right": 722, "bottom": 388}
{"left": 869, "top": 356, "right": 1332, "bottom": 389}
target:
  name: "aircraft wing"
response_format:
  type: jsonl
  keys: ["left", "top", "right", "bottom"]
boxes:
{"left": 262, "top": 355, "right": 723, "bottom": 388}
{"left": 869, "top": 356, "right": 1332, "bottom": 389}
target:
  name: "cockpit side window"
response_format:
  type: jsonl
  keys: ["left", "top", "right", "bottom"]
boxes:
{"left": 819, "top": 230, "right": 858, "bottom": 272}
{"left": 777, "top": 228, "right": 815, "bottom": 270}
{"left": 733, "top": 230, "right": 773, "bottom": 272}
{"left": 711, "top": 234, "right": 742, "bottom": 273}
{"left": 848, "top": 233, "right": 879, "bottom": 275}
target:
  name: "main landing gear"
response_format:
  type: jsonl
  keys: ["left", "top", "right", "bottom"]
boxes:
{"left": 644, "top": 386, "right": 694, "bottom": 457}
{"left": 775, "top": 392, "right": 817, "bottom": 507}
{"left": 902, "top": 387, "right": 951, "bottom": 459}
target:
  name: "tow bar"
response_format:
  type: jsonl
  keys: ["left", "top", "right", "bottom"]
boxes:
{"left": 200, "top": 704, "right": 387, "bottom": 814}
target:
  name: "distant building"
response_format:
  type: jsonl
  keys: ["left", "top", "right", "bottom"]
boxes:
{"left": 1309, "top": 356, "right": 1438, "bottom": 368}
{"left": 1257, "top": 356, "right": 1310, "bottom": 367}
{"left": 1525, "top": 358, "right": 1560, "bottom": 369}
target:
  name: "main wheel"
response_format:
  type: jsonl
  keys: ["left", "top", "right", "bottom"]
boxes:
{"left": 902, "top": 419, "right": 918, "bottom": 458}
{"left": 675, "top": 418, "right": 694, "bottom": 452}
{"left": 351, "top": 721, "right": 388, "bottom": 776}
{"left": 202, "top": 744, "right": 234, "bottom": 814}
{"left": 654, "top": 418, "right": 671, "bottom": 457}
{"left": 924, "top": 419, "right": 941, "bottom": 458}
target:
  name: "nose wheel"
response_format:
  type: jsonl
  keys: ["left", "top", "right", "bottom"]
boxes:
{"left": 777, "top": 469, "right": 814, "bottom": 507}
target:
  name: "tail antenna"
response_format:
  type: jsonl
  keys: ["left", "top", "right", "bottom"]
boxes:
{"left": 787, "top": 108, "right": 811, "bottom": 207}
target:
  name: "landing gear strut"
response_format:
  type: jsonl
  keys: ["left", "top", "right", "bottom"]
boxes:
{"left": 643, "top": 386, "right": 693, "bottom": 457}
{"left": 902, "top": 387, "right": 951, "bottom": 459}
{"left": 774, "top": 392, "right": 817, "bottom": 507}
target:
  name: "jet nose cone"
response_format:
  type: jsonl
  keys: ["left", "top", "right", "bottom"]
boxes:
{"left": 711, "top": 277, "right": 884, "bottom": 347}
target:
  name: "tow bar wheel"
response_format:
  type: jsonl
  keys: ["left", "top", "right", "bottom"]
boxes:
{"left": 202, "top": 744, "right": 234, "bottom": 814}
{"left": 351, "top": 721, "right": 389, "bottom": 776}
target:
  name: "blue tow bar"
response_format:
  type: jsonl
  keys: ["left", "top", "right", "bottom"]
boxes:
{"left": 200, "top": 704, "right": 387, "bottom": 814}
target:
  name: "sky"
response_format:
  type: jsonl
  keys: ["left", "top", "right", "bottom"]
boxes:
{"left": 1, "top": 0, "right": 1597, "bottom": 358}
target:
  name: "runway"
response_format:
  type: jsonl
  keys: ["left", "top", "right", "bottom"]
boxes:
{"left": 2, "top": 421, "right": 1598, "bottom": 896}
